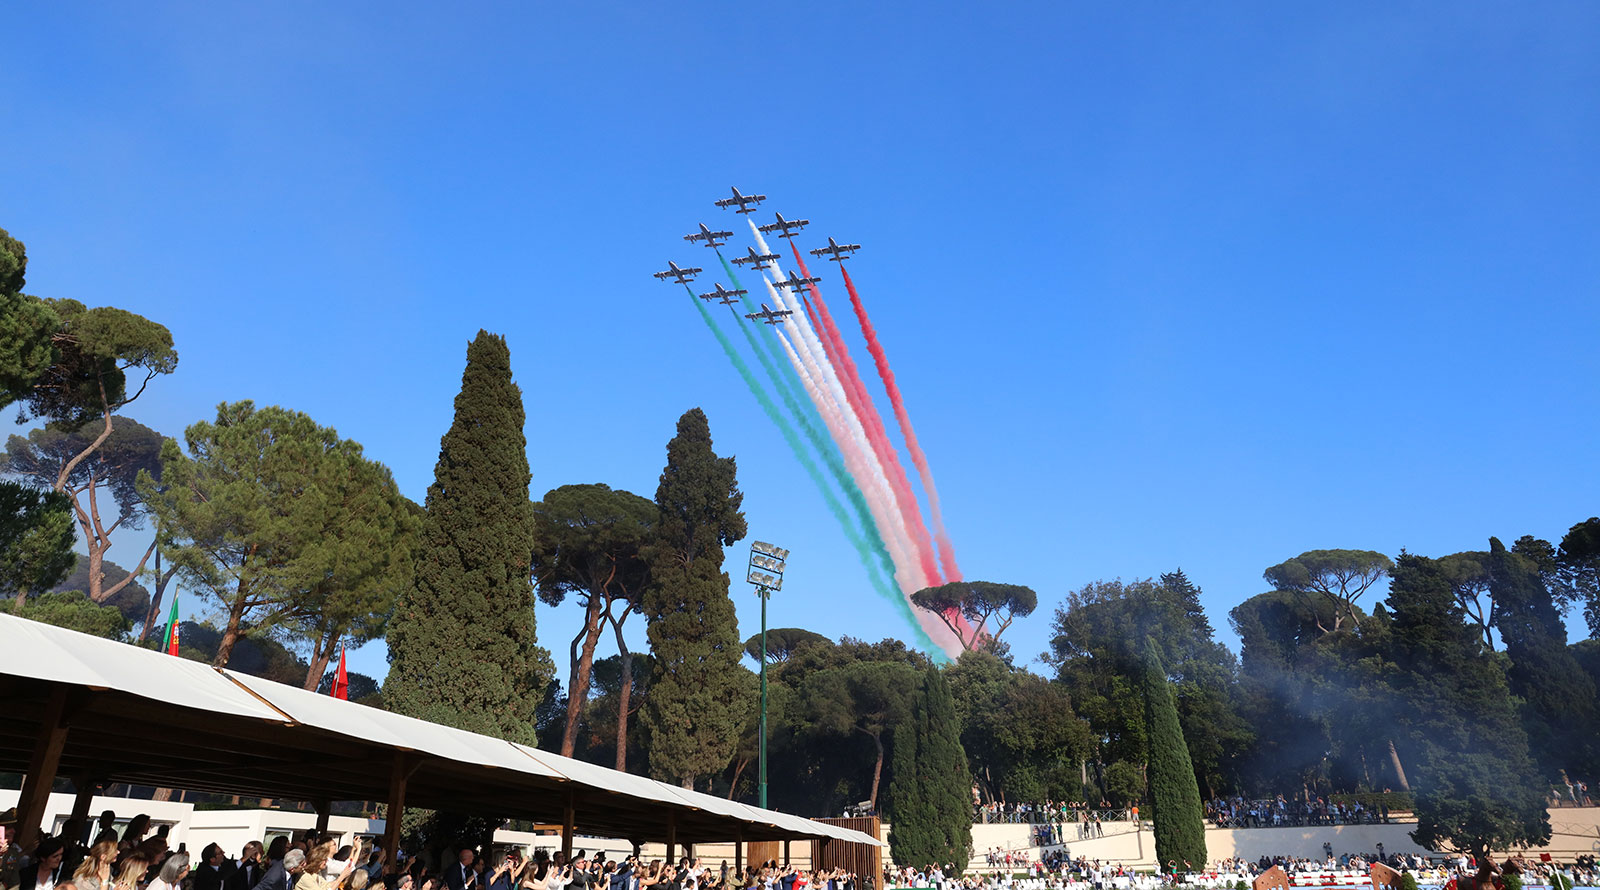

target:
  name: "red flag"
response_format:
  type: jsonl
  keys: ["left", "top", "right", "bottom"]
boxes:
{"left": 331, "top": 644, "right": 349, "bottom": 700}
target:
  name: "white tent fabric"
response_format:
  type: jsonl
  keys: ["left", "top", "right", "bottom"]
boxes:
{"left": 0, "top": 613, "right": 880, "bottom": 846}
{"left": 0, "top": 613, "right": 288, "bottom": 722}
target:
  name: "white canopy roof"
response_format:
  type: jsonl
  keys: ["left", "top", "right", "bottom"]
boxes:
{"left": 0, "top": 613, "right": 879, "bottom": 847}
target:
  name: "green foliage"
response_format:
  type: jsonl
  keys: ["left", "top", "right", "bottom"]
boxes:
{"left": 1503, "top": 873, "right": 1523, "bottom": 890}
{"left": 1103, "top": 760, "right": 1143, "bottom": 806}
{"left": 887, "top": 666, "right": 971, "bottom": 873}
{"left": 946, "top": 650, "right": 1090, "bottom": 803}
{"left": 151, "top": 619, "right": 309, "bottom": 685}
{"left": 1141, "top": 639, "right": 1206, "bottom": 872}
{"left": 385, "top": 332, "right": 552, "bottom": 744}
{"left": 1263, "top": 549, "right": 1393, "bottom": 634}
{"left": 744, "top": 626, "right": 830, "bottom": 662}
{"left": 0, "top": 228, "right": 62, "bottom": 410}
{"left": 641, "top": 408, "right": 748, "bottom": 786}
{"left": 1557, "top": 517, "right": 1600, "bottom": 638}
{"left": 46, "top": 554, "right": 150, "bottom": 623}
{"left": 1486, "top": 536, "right": 1600, "bottom": 778}
{"left": 909, "top": 580, "right": 1038, "bottom": 651}
{"left": 0, "top": 481, "right": 76, "bottom": 607}
{"left": 0, "top": 590, "right": 130, "bottom": 640}
{"left": 1386, "top": 552, "right": 1551, "bottom": 858}
{"left": 1397, "top": 874, "right": 1417, "bottom": 890}
{"left": 5, "top": 417, "right": 166, "bottom": 605}
{"left": 803, "top": 658, "right": 920, "bottom": 807}
{"left": 532, "top": 482, "right": 655, "bottom": 756}
{"left": 139, "top": 400, "right": 418, "bottom": 672}
{"left": 18, "top": 298, "right": 178, "bottom": 428}
{"left": 1048, "top": 574, "right": 1249, "bottom": 799}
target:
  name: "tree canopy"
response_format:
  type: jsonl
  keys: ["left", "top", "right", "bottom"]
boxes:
{"left": 910, "top": 580, "right": 1037, "bottom": 653}
{"left": 1263, "top": 549, "right": 1393, "bottom": 634}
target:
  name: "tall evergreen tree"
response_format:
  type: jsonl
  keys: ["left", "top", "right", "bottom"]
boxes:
{"left": 641, "top": 408, "right": 747, "bottom": 787}
{"left": 888, "top": 666, "right": 972, "bottom": 872}
{"left": 1141, "top": 638, "right": 1207, "bottom": 873}
{"left": 1385, "top": 552, "right": 1550, "bottom": 859}
{"left": 385, "top": 331, "right": 551, "bottom": 744}
{"left": 1487, "top": 537, "right": 1600, "bottom": 777}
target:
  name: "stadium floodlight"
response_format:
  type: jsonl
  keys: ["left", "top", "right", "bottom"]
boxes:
{"left": 747, "top": 540, "right": 789, "bottom": 809}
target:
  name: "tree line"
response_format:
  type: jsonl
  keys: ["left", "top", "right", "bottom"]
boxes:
{"left": 5, "top": 222, "right": 1600, "bottom": 863}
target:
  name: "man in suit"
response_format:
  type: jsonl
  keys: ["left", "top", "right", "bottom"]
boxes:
{"left": 251, "top": 837, "right": 292, "bottom": 890}
{"left": 442, "top": 846, "right": 478, "bottom": 890}
{"left": 231, "top": 842, "right": 265, "bottom": 890}
{"left": 195, "top": 843, "right": 234, "bottom": 890}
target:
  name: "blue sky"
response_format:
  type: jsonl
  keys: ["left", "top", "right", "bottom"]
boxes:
{"left": 5, "top": 2, "right": 1598, "bottom": 684}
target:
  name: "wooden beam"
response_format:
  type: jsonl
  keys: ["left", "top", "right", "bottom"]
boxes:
{"left": 734, "top": 828, "right": 743, "bottom": 878}
{"left": 314, "top": 799, "right": 331, "bottom": 834}
{"left": 69, "top": 769, "right": 102, "bottom": 829}
{"left": 665, "top": 814, "right": 677, "bottom": 865}
{"left": 560, "top": 792, "right": 575, "bottom": 863}
{"left": 382, "top": 752, "right": 420, "bottom": 859}
{"left": 15, "top": 687, "right": 71, "bottom": 852}
{"left": 783, "top": 840, "right": 790, "bottom": 867}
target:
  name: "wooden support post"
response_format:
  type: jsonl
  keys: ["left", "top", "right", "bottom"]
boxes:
{"left": 560, "top": 793, "right": 575, "bottom": 864}
{"left": 382, "top": 753, "right": 419, "bottom": 860}
{"left": 665, "top": 815, "right": 677, "bottom": 865}
{"left": 69, "top": 770, "right": 101, "bottom": 832}
{"left": 632, "top": 841, "right": 642, "bottom": 859}
{"left": 815, "top": 838, "right": 829, "bottom": 871}
{"left": 315, "top": 800, "right": 332, "bottom": 836}
{"left": 783, "top": 841, "right": 790, "bottom": 867}
{"left": 16, "top": 688, "right": 72, "bottom": 854}
{"left": 734, "top": 829, "right": 743, "bottom": 878}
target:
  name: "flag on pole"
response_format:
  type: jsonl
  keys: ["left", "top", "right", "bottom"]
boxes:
{"left": 162, "top": 592, "right": 181, "bottom": 656}
{"left": 331, "top": 643, "right": 349, "bottom": 700}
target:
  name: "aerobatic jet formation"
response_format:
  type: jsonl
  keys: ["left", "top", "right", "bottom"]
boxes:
{"left": 744, "top": 303, "right": 794, "bottom": 326}
{"left": 757, "top": 213, "right": 809, "bottom": 240}
{"left": 714, "top": 186, "right": 766, "bottom": 214}
{"left": 652, "top": 261, "right": 702, "bottom": 284}
{"left": 698, "top": 283, "right": 747, "bottom": 305}
{"left": 731, "top": 247, "right": 780, "bottom": 271}
{"left": 684, "top": 223, "right": 733, "bottom": 248}
{"left": 771, "top": 271, "right": 822, "bottom": 292}
{"left": 809, "top": 237, "right": 861, "bottom": 262}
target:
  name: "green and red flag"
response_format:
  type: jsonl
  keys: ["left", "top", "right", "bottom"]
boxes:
{"left": 161, "top": 592, "right": 181, "bottom": 656}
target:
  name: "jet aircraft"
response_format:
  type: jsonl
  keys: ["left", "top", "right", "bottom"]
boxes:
{"left": 771, "top": 271, "right": 822, "bottom": 292}
{"left": 698, "top": 283, "right": 747, "bottom": 305}
{"left": 731, "top": 247, "right": 780, "bottom": 271}
{"left": 714, "top": 186, "right": 766, "bottom": 214}
{"left": 744, "top": 304, "right": 794, "bottom": 325}
{"left": 652, "top": 261, "right": 702, "bottom": 284}
{"left": 683, "top": 223, "right": 733, "bottom": 248}
{"left": 757, "top": 213, "right": 810, "bottom": 240}
{"left": 809, "top": 237, "right": 861, "bottom": 262}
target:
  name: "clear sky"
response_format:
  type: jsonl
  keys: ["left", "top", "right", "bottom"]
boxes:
{"left": 5, "top": 2, "right": 1598, "bottom": 684}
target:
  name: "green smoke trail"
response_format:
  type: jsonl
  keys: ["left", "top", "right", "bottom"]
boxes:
{"left": 713, "top": 254, "right": 925, "bottom": 638}
{"left": 684, "top": 284, "right": 914, "bottom": 633}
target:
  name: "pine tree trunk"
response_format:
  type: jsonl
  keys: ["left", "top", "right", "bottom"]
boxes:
{"left": 868, "top": 731, "right": 886, "bottom": 811}
{"left": 14, "top": 588, "right": 29, "bottom": 611}
{"left": 303, "top": 626, "right": 338, "bottom": 690}
{"left": 563, "top": 598, "right": 604, "bottom": 758}
{"left": 1386, "top": 739, "right": 1410, "bottom": 791}
{"left": 728, "top": 758, "right": 749, "bottom": 799}
{"left": 215, "top": 584, "right": 250, "bottom": 666}
{"left": 610, "top": 606, "right": 635, "bottom": 772}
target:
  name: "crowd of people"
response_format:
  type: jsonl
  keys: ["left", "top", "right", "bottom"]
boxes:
{"left": 1553, "top": 773, "right": 1593, "bottom": 808}
{"left": 0, "top": 811, "right": 866, "bottom": 890}
{"left": 1203, "top": 797, "right": 1390, "bottom": 829}
{"left": 972, "top": 806, "right": 1126, "bottom": 829}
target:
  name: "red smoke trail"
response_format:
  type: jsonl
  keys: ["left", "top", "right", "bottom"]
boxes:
{"left": 792, "top": 244, "right": 942, "bottom": 586}
{"left": 838, "top": 262, "right": 964, "bottom": 583}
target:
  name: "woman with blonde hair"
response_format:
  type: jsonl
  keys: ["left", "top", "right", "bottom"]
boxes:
{"left": 297, "top": 837, "right": 364, "bottom": 890}
{"left": 73, "top": 842, "right": 118, "bottom": 885}
{"left": 111, "top": 853, "right": 151, "bottom": 890}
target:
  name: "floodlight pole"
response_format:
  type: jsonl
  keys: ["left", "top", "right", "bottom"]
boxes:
{"left": 758, "top": 580, "right": 770, "bottom": 809}
{"left": 748, "top": 542, "right": 787, "bottom": 810}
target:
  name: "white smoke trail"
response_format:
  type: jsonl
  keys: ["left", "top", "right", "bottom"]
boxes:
{"left": 772, "top": 324, "right": 919, "bottom": 592}
{"left": 753, "top": 222, "right": 963, "bottom": 657}
{"left": 753, "top": 222, "right": 929, "bottom": 596}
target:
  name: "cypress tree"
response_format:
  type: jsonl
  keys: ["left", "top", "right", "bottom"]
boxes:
{"left": 385, "top": 331, "right": 551, "bottom": 744}
{"left": 641, "top": 408, "right": 747, "bottom": 787}
{"left": 1141, "top": 638, "right": 1207, "bottom": 872}
{"left": 888, "top": 666, "right": 972, "bottom": 873}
